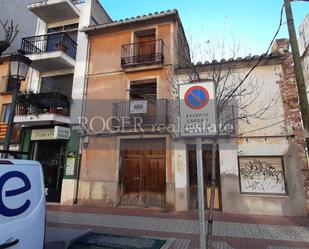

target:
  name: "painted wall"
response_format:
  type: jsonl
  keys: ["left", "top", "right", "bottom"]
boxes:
{"left": 299, "top": 13, "right": 309, "bottom": 56}
{"left": 78, "top": 134, "right": 175, "bottom": 208}
{"left": 79, "top": 20, "right": 180, "bottom": 208}
{"left": 299, "top": 13, "right": 309, "bottom": 99}
{"left": 219, "top": 139, "right": 305, "bottom": 216}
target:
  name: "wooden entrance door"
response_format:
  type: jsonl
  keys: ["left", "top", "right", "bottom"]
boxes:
{"left": 188, "top": 145, "right": 221, "bottom": 210}
{"left": 120, "top": 138, "right": 166, "bottom": 207}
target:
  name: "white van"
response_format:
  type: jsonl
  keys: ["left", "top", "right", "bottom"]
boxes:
{"left": 0, "top": 159, "right": 45, "bottom": 249}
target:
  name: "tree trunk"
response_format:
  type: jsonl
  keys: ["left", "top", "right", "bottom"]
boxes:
{"left": 206, "top": 138, "right": 217, "bottom": 249}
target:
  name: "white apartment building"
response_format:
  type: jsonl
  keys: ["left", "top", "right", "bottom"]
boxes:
{"left": 16, "top": 0, "right": 111, "bottom": 204}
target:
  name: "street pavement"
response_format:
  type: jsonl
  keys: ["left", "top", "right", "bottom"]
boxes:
{"left": 46, "top": 206, "right": 309, "bottom": 249}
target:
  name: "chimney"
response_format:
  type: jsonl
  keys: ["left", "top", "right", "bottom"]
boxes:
{"left": 271, "top": 39, "right": 290, "bottom": 54}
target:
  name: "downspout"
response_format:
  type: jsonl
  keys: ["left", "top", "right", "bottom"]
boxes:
{"left": 73, "top": 30, "right": 91, "bottom": 204}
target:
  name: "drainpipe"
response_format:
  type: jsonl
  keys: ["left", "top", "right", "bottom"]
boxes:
{"left": 73, "top": 28, "right": 91, "bottom": 204}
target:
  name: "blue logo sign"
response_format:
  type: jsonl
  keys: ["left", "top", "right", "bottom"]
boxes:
{"left": 0, "top": 171, "right": 31, "bottom": 217}
{"left": 184, "top": 86, "right": 210, "bottom": 110}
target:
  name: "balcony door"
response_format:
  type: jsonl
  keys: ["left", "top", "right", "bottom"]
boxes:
{"left": 135, "top": 30, "right": 156, "bottom": 63}
{"left": 46, "top": 24, "right": 78, "bottom": 54}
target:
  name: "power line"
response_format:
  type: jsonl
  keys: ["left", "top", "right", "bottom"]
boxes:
{"left": 219, "top": 5, "right": 285, "bottom": 110}
{"left": 237, "top": 120, "right": 286, "bottom": 136}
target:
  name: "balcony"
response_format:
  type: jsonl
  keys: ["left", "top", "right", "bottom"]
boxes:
{"left": 21, "top": 33, "right": 77, "bottom": 72}
{"left": 27, "top": 0, "right": 82, "bottom": 23}
{"left": 14, "top": 92, "right": 71, "bottom": 125}
{"left": 112, "top": 99, "right": 168, "bottom": 129}
{"left": 121, "top": 39, "right": 164, "bottom": 69}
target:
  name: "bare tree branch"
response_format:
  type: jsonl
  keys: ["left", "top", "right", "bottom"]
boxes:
{"left": 0, "top": 19, "right": 19, "bottom": 56}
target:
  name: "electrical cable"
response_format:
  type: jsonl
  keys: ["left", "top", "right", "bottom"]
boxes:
{"left": 219, "top": 4, "right": 285, "bottom": 110}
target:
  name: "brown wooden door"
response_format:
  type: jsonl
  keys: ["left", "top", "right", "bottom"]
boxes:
{"left": 120, "top": 139, "right": 166, "bottom": 207}
{"left": 122, "top": 158, "right": 143, "bottom": 204}
{"left": 188, "top": 145, "right": 221, "bottom": 210}
{"left": 142, "top": 157, "right": 166, "bottom": 206}
{"left": 136, "top": 35, "right": 156, "bottom": 63}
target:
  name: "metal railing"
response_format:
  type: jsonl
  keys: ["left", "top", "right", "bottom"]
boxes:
{"left": 121, "top": 39, "right": 164, "bottom": 67}
{"left": 70, "top": 0, "right": 85, "bottom": 4}
{"left": 29, "top": 0, "right": 85, "bottom": 5}
{"left": 21, "top": 32, "right": 77, "bottom": 59}
{"left": 16, "top": 92, "right": 71, "bottom": 116}
{"left": 112, "top": 99, "right": 168, "bottom": 127}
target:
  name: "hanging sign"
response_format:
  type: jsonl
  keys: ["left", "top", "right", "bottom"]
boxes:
{"left": 179, "top": 82, "right": 217, "bottom": 137}
{"left": 130, "top": 100, "right": 148, "bottom": 114}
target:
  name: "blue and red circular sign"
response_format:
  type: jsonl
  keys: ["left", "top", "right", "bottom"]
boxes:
{"left": 184, "top": 86, "right": 210, "bottom": 109}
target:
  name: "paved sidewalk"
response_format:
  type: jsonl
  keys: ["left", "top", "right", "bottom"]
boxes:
{"left": 46, "top": 206, "right": 309, "bottom": 249}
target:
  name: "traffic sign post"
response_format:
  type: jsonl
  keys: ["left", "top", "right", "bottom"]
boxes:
{"left": 179, "top": 82, "right": 217, "bottom": 138}
{"left": 179, "top": 81, "right": 217, "bottom": 249}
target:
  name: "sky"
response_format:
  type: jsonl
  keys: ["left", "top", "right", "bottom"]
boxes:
{"left": 100, "top": 0, "right": 309, "bottom": 61}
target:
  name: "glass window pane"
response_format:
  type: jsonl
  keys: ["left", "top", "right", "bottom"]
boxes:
{"left": 1, "top": 104, "right": 11, "bottom": 123}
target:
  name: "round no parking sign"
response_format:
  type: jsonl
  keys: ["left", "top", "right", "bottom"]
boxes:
{"left": 179, "top": 82, "right": 217, "bottom": 137}
{"left": 184, "top": 86, "right": 210, "bottom": 110}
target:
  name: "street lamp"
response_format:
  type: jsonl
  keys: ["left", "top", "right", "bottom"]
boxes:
{"left": 9, "top": 54, "right": 32, "bottom": 81}
{"left": 2, "top": 53, "right": 32, "bottom": 158}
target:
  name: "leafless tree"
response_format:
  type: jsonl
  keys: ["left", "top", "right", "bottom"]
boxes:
{"left": 0, "top": 20, "right": 19, "bottom": 56}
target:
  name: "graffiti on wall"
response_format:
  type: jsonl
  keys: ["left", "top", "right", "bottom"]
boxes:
{"left": 238, "top": 156, "right": 286, "bottom": 194}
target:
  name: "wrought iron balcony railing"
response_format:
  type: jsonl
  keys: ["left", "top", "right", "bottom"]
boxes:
{"left": 29, "top": 0, "right": 85, "bottom": 5}
{"left": 21, "top": 32, "right": 77, "bottom": 59}
{"left": 121, "top": 39, "right": 164, "bottom": 67}
{"left": 70, "top": 0, "right": 85, "bottom": 4}
{"left": 16, "top": 92, "right": 71, "bottom": 116}
{"left": 112, "top": 99, "right": 168, "bottom": 128}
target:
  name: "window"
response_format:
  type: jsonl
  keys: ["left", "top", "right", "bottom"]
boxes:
{"left": 6, "top": 76, "right": 19, "bottom": 92}
{"left": 47, "top": 23, "right": 79, "bottom": 42}
{"left": 46, "top": 24, "right": 78, "bottom": 54}
{"left": 40, "top": 74, "right": 73, "bottom": 97}
{"left": 1, "top": 104, "right": 11, "bottom": 123}
{"left": 130, "top": 79, "right": 157, "bottom": 100}
{"left": 238, "top": 156, "right": 287, "bottom": 195}
{"left": 0, "top": 76, "right": 19, "bottom": 93}
{"left": 129, "top": 80, "right": 157, "bottom": 116}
